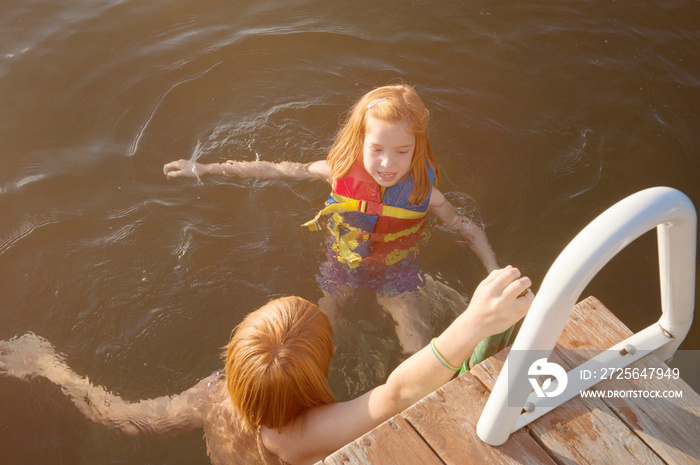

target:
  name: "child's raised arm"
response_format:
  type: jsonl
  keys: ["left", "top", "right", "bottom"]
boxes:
{"left": 428, "top": 188, "right": 499, "bottom": 272}
{"left": 163, "top": 159, "right": 331, "bottom": 182}
{"left": 0, "top": 333, "right": 210, "bottom": 436}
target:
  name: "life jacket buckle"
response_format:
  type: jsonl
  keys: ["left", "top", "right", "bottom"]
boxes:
{"left": 357, "top": 200, "right": 383, "bottom": 216}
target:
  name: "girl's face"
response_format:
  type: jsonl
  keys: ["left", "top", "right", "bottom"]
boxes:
{"left": 362, "top": 116, "right": 415, "bottom": 188}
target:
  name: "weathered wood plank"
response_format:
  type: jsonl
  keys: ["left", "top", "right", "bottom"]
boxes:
{"left": 471, "top": 348, "right": 665, "bottom": 464}
{"left": 556, "top": 296, "right": 700, "bottom": 465}
{"left": 321, "top": 415, "right": 443, "bottom": 465}
{"left": 402, "top": 371, "right": 556, "bottom": 464}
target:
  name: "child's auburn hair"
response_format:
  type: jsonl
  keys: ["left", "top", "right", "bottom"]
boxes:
{"left": 224, "top": 296, "right": 336, "bottom": 433}
{"left": 326, "top": 83, "right": 440, "bottom": 205}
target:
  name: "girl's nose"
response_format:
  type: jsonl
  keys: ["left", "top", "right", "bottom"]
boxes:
{"left": 379, "top": 153, "right": 392, "bottom": 169}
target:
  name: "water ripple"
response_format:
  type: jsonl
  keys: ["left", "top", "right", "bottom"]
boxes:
{"left": 0, "top": 213, "right": 61, "bottom": 256}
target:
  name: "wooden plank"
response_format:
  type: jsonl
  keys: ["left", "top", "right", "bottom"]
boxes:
{"left": 321, "top": 415, "right": 443, "bottom": 465}
{"left": 402, "top": 371, "right": 557, "bottom": 464}
{"left": 471, "top": 348, "right": 665, "bottom": 464}
{"left": 555, "top": 296, "right": 700, "bottom": 465}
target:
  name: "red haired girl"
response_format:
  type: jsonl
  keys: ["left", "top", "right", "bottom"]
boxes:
{"left": 164, "top": 84, "right": 500, "bottom": 354}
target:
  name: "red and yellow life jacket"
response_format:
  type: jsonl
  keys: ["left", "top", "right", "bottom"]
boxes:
{"left": 303, "top": 162, "right": 435, "bottom": 268}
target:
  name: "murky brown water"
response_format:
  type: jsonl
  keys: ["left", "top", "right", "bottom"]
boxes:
{"left": 1, "top": 1, "right": 699, "bottom": 463}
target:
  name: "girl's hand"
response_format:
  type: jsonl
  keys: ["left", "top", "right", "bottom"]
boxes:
{"left": 163, "top": 159, "right": 206, "bottom": 179}
{"left": 0, "top": 333, "right": 64, "bottom": 381}
{"left": 466, "top": 266, "right": 533, "bottom": 339}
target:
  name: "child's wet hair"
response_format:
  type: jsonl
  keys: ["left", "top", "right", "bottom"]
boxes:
{"left": 327, "top": 83, "right": 440, "bottom": 205}
{"left": 224, "top": 296, "right": 336, "bottom": 433}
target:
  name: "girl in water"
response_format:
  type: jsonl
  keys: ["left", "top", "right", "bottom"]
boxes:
{"left": 0, "top": 267, "right": 532, "bottom": 465}
{"left": 164, "top": 84, "right": 501, "bottom": 356}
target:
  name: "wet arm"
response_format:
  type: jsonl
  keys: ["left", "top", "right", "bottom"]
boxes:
{"left": 428, "top": 188, "right": 499, "bottom": 272}
{"left": 0, "top": 334, "right": 208, "bottom": 436}
{"left": 163, "top": 159, "right": 331, "bottom": 181}
{"left": 46, "top": 366, "right": 210, "bottom": 436}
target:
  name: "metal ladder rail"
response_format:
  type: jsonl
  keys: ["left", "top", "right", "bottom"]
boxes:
{"left": 476, "top": 186, "right": 697, "bottom": 446}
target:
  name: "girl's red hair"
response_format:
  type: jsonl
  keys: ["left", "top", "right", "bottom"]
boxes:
{"left": 326, "top": 83, "right": 440, "bottom": 205}
{"left": 225, "top": 296, "right": 336, "bottom": 433}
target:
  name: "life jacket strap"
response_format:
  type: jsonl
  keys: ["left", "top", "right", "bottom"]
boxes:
{"left": 302, "top": 193, "right": 427, "bottom": 230}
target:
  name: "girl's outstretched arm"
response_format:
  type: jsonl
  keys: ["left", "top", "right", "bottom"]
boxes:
{"left": 163, "top": 159, "right": 331, "bottom": 182}
{"left": 0, "top": 333, "right": 210, "bottom": 436}
{"left": 428, "top": 188, "right": 499, "bottom": 272}
{"left": 263, "top": 267, "right": 533, "bottom": 465}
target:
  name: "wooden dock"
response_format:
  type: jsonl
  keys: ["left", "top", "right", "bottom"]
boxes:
{"left": 317, "top": 297, "right": 700, "bottom": 464}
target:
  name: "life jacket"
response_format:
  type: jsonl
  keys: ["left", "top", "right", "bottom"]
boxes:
{"left": 303, "top": 162, "right": 434, "bottom": 268}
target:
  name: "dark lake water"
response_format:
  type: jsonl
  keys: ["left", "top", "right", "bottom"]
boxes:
{"left": 1, "top": 1, "right": 699, "bottom": 463}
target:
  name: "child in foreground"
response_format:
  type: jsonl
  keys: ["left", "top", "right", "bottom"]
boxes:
{"left": 0, "top": 267, "right": 532, "bottom": 465}
{"left": 164, "top": 84, "right": 500, "bottom": 355}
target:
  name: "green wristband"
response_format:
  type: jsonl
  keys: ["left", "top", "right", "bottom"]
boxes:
{"left": 430, "top": 338, "right": 460, "bottom": 371}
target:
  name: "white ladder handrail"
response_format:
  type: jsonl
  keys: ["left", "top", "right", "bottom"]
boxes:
{"left": 476, "top": 187, "right": 697, "bottom": 446}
